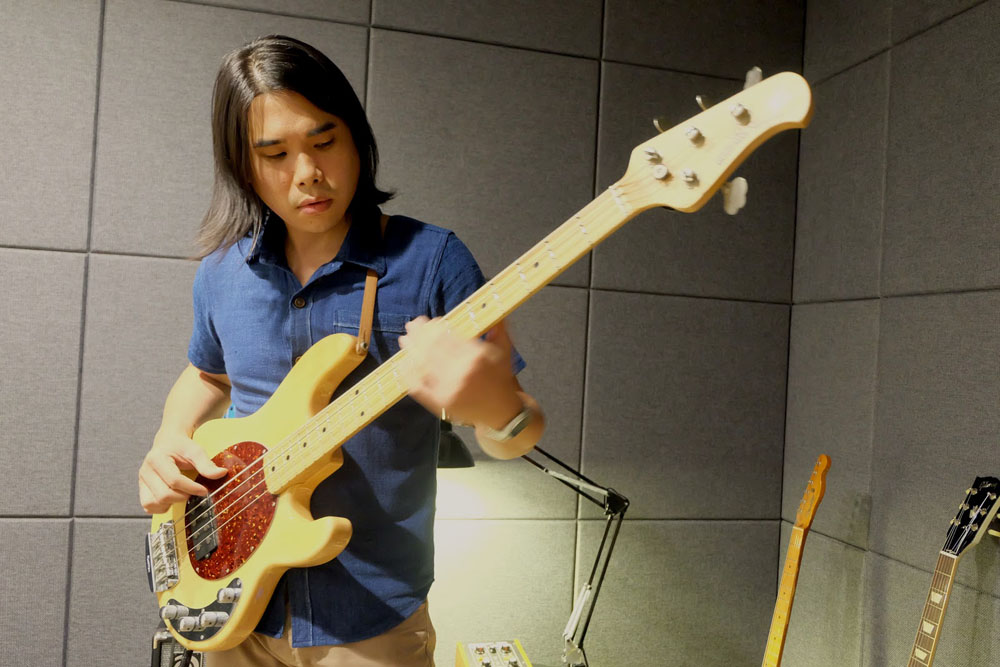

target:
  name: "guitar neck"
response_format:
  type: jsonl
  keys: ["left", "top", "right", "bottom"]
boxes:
{"left": 267, "top": 184, "right": 645, "bottom": 491}
{"left": 761, "top": 526, "right": 808, "bottom": 667}
{"left": 908, "top": 552, "right": 959, "bottom": 667}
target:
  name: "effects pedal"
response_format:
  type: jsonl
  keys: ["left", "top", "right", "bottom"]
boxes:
{"left": 456, "top": 640, "right": 532, "bottom": 667}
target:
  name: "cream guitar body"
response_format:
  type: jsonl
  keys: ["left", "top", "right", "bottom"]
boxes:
{"left": 146, "top": 71, "right": 814, "bottom": 653}
{"left": 147, "top": 333, "right": 364, "bottom": 651}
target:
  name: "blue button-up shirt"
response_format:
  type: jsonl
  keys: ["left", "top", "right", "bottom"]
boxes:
{"left": 188, "top": 210, "right": 523, "bottom": 646}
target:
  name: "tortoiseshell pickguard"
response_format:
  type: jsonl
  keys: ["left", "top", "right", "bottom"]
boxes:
{"left": 185, "top": 441, "right": 277, "bottom": 580}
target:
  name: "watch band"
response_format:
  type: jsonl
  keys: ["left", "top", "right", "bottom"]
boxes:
{"left": 479, "top": 403, "right": 533, "bottom": 442}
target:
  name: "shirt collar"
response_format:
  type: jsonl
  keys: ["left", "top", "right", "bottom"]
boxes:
{"left": 243, "top": 207, "right": 386, "bottom": 277}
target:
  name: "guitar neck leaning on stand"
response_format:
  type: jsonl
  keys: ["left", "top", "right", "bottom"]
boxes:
{"left": 907, "top": 476, "right": 1000, "bottom": 667}
{"left": 761, "top": 454, "right": 829, "bottom": 667}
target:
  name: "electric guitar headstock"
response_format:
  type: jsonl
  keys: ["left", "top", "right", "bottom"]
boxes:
{"left": 617, "top": 71, "right": 813, "bottom": 215}
{"left": 794, "top": 454, "right": 830, "bottom": 531}
{"left": 943, "top": 476, "right": 1000, "bottom": 557}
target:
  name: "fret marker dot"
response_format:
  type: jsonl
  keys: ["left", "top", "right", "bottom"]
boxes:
{"left": 534, "top": 262, "right": 539, "bottom": 268}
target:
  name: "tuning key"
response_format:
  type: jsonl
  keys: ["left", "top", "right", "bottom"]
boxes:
{"left": 743, "top": 66, "right": 763, "bottom": 90}
{"left": 730, "top": 103, "right": 750, "bottom": 123}
{"left": 721, "top": 177, "right": 749, "bottom": 215}
{"left": 653, "top": 116, "right": 670, "bottom": 133}
{"left": 682, "top": 169, "right": 698, "bottom": 184}
{"left": 652, "top": 165, "right": 670, "bottom": 180}
{"left": 685, "top": 127, "right": 704, "bottom": 143}
{"left": 695, "top": 95, "right": 712, "bottom": 111}
{"left": 644, "top": 147, "right": 662, "bottom": 163}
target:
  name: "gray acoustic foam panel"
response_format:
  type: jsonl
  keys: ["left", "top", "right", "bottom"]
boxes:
{"left": 863, "top": 552, "right": 1000, "bottom": 667}
{"left": 372, "top": 0, "right": 603, "bottom": 58}
{"left": 594, "top": 64, "right": 799, "bottom": 302}
{"left": 66, "top": 519, "right": 160, "bottom": 667}
{"left": 0, "top": 0, "right": 99, "bottom": 250}
{"left": 869, "top": 292, "right": 1000, "bottom": 596}
{"left": 368, "top": 29, "right": 597, "bottom": 289}
{"left": 576, "top": 520, "right": 778, "bottom": 666}
{"left": 75, "top": 255, "right": 198, "bottom": 516}
{"left": 891, "top": 0, "right": 989, "bottom": 43}
{"left": 440, "top": 285, "right": 587, "bottom": 520}
{"left": 883, "top": 0, "right": 1000, "bottom": 295}
{"left": 583, "top": 291, "right": 789, "bottom": 519}
{"left": 0, "top": 249, "right": 85, "bottom": 515}
{"left": 794, "top": 55, "right": 889, "bottom": 303}
{"left": 782, "top": 301, "right": 879, "bottom": 549}
{"left": 170, "top": 0, "right": 370, "bottom": 24}
{"left": 803, "top": 0, "right": 891, "bottom": 83}
{"left": 91, "top": 0, "right": 368, "bottom": 258}
{"left": 430, "top": 519, "right": 574, "bottom": 667}
{"left": 0, "top": 519, "right": 70, "bottom": 667}
{"left": 604, "top": 0, "right": 803, "bottom": 79}
{"left": 778, "top": 523, "right": 866, "bottom": 667}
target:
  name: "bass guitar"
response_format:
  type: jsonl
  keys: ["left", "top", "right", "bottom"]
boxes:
{"left": 145, "top": 71, "right": 814, "bottom": 651}
{"left": 761, "top": 454, "right": 830, "bottom": 667}
{"left": 907, "top": 476, "right": 1000, "bottom": 666}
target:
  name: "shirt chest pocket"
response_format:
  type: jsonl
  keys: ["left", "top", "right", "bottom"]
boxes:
{"left": 328, "top": 309, "right": 413, "bottom": 363}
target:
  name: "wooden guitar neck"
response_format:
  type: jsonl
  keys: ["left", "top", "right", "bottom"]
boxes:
{"left": 761, "top": 526, "right": 807, "bottom": 667}
{"left": 908, "top": 552, "right": 959, "bottom": 666}
{"left": 761, "top": 454, "right": 829, "bottom": 667}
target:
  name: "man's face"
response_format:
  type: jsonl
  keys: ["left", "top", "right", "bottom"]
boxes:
{"left": 247, "top": 90, "right": 361, "bottom": 238}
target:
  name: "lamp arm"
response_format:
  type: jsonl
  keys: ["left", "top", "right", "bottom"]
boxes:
{"left": 522, "top": 447, "right": 630, "bottom": 667}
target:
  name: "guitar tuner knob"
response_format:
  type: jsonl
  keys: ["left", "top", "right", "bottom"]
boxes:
{"left": 685, "top": 127, "right": 703, "bottom": 143}
{"left": 644, "top": 147, "right": 662, "bottom": 163}
{"left": 682, "top": 169, "right": 698, "bottom": 184}
{"left": 967, "top": 488, "right": 976, "bottom": 495}
{"left": 652, "top": 164, "right": 670, "bottom": 180}
{"left": 730, "top": 103, "right": 749, "bottom": 123}
{"left": 696, "top": 95, "right": 712, "bottom": 111}
{"left": 972, "top": 524, "right": 980, "bottom": 532}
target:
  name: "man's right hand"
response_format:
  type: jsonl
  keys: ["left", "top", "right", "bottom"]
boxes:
{"left": 138, "top": 429, "right": 229, "bottom": 515}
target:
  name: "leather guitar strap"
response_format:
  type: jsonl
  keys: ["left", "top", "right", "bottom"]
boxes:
{"left": 354, "top": 214, "right": 389, "bottom": 356}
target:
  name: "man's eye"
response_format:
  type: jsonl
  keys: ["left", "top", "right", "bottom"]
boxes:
{"left": 316, "top": 139, "right": 334, "bottom": 149}
{"left": 264, "top": 152, "right": 286, "bottom": 160}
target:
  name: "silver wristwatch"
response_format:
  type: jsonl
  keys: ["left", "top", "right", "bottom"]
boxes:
{"left": 480, "top": 404, "right": 533, "bottom": 442}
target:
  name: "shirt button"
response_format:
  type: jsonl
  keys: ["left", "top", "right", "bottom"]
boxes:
{"left": 292, "top": 297, "right": 306, "bottom": 309}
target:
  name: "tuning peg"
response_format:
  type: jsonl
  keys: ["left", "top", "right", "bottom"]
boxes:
{"left": 721, "top": 177, "right": 748, "bottom": 215}
{"left": 653, "top": 116, "right": 670, "bottom": 133}
{"left": 695, "top": 95, "right": 712, "bottom": 111}
{"left": 743, "top": 66, "right": 763, "bottom": 90}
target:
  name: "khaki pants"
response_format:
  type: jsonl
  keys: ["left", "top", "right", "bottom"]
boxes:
{"left": 207, "top": 602, "right": 435, "bottom": 667}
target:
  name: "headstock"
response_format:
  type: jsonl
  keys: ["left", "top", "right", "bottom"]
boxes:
{"left": 794, "top": 454, "right": 831, "bottom": 530}
{"left": 619, "top": 71, "right": 813, "bottom": 214}
{"left": 943, "top": 476, "right": 1000, "bottom": 556}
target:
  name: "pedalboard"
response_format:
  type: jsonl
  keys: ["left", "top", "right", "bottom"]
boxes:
{"left": 456, "top": 640, "right": 532, "bottom": 667}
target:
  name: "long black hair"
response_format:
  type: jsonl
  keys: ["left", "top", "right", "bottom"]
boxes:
{"left": 196, "top": 34, "right": 392, "bottom": 258}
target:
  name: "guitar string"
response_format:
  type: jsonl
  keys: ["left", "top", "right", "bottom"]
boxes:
{"left": 176, "top": 188, "right": 630, "bottom": 559}
{"left": 177, "top": 129, "right": 705, "bottom": 533}
{"left": 180, "top": 174, "right": 679, "bottom": 560}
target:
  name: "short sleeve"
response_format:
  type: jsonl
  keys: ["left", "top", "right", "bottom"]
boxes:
{"left": 429, "top": 232, "right": 526, "bottom": 375}
{"left": 187, "top": 259, "right": 227, "bottom": 374}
